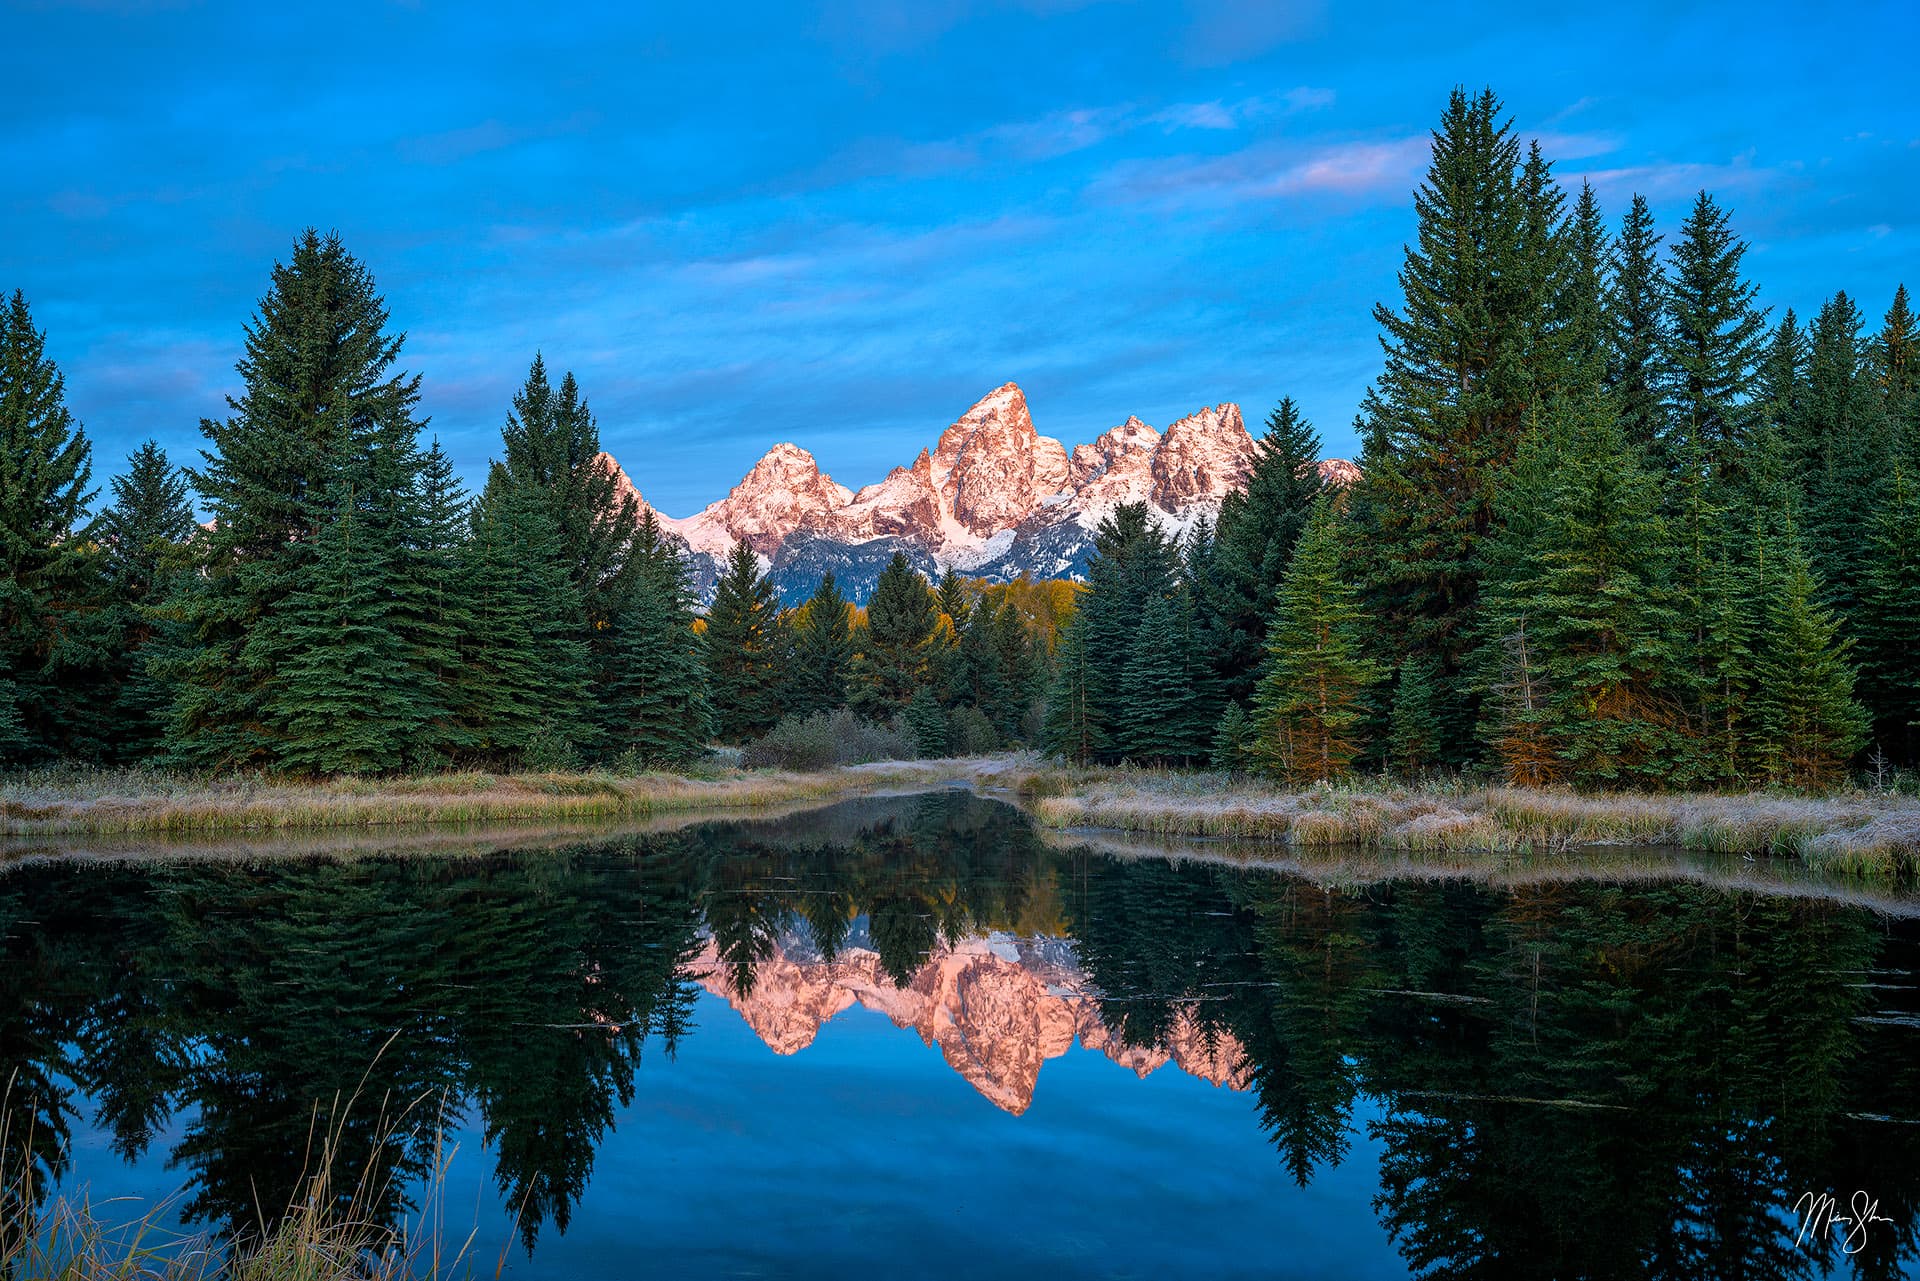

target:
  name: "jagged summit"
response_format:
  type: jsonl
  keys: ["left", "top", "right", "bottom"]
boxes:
{"left": 599, "top": 383, "right": 1357, "bottom": 602}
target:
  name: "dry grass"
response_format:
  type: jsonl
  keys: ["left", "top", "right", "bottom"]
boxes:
{"left": 2, "top": 1056, "right": 499, "bottom": 1281}
{"left": 980, "top": 759, "right": 1920, "bottom": 879}
{"left": 0, "top": 761, "right": 966, "bottom": 840}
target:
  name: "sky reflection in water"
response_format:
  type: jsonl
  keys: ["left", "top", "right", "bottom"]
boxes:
{"left": 3, "top": 791, "right": 1917, "bottom": 1279}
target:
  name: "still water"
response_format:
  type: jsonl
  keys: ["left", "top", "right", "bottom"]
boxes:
{"left": 3, "top": 790, "right": 1918, "bottom": 1279}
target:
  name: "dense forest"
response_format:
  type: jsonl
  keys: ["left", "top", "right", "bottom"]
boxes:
{"left": 1, "top": 88, "right": 1914, "bottom": 790}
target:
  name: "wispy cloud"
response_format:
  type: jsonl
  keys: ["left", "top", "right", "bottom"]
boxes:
{"left": 1092, "top": 134, "right": 1429, "bottom": 207}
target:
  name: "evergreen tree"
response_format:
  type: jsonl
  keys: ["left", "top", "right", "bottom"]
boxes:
{"left": 935, "top": 567, "right": 974, "bottom": 632}
{"left": 0, "top": 290, "right": 98, "bottom": 762}
{"left": 1564, "top": 181, "right": 1611, "bottom": 384}
{"left": 903, "top": 684, "right": 948, "bottom": 758}
{"left": 1210, "top": 397, "right": 1324, "bottom": 703}
{"left": 1250, "top": 498, "right": 1382, "bottom": 784}
{"left": 169, "top": 230, "right": 428, "bottom": 770}
{"left": 95, "top": 441, "right": 197, "bottom": 757}
{"left": 1357, "top": 88, "right": 1540, "bottom": 750}
{"left": 1855, "top": 465, "right": 1920, "bottom": 763}
{"left": 399, "top": 441, "right": 473, "bottom": 763}
{"left": 1797, "top": 291, "right": 1892, "bottom": 620}
{"left": 452, "top": 466, "right": 590, "bottom": 764}
{"left": 603, "top": 512, "right": 710, "bottom": 767}
{"left": 1388, "top": 657, "right": 1445, "bottom": 777}
{"left": 1871, "top": 284, "right": 1918, "bottom": 455}
{"left": 264, "top": 474, "right": 425, "bottom": 774}
{"left": 1117, "top": 591, "right": 1210, "bottom": 765}
{"left": 1749, "top": 531, "right": 1870, "bottom": 789}
{"left": 1757, "top": 309, "right": 1808, "bottom": 442}
{"left": 703, "top": 539, "right": 784, "bottom": 742}
{"left": 1605, "top": 194, "right": 1668, "bottom": 453}
{"left": 851, "top": 552, "right": 936, "bottom": 716}
{"left": 1209, "top": 702, "right": 1253, "bottom": 773}
{"left": 788, "top": 572, "right": 854, "bottom": 717}
{"left": 1662, "top": 191, "right": 1768, "bottom": 481}
{"left": 1067, "top": 502, "right": 1181, "bottom": 759}
{"left": 1042, "top": 611, "right": 1107, "bottom": 764}
{"left": 1478, "top": 400, "right": 1688, "bottom": 786}
{"left": 497, "top": 358, "right": 642, "bottom": 754}
{"left": 499, "top": 357, "right": 641, "bottom": 626}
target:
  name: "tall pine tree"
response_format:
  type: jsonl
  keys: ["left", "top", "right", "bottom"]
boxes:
{"left": 788, "top": 571, "right": 854, "bottom": 717}
{"left": 0, "top": 290, "right": 99, "bottom": 762}
{"left": 1250, "top": 498, "right": 1382, "bottom": 784}
{"left": 704, "top": 539, "right": 784, "bottom": 742}
{"left": 1662, "top": 192, "right": 1768, "bottom": 481}
{"left": 168, "top": 230, "right": 430, "bottom": 770}
{"left": 1209, "top": 397, "right": 1324, "bottom": 704}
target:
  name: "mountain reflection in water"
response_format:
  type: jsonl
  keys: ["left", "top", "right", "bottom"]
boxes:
{"left": 3, "top": 789, "right": 1918, "bottom": 1279}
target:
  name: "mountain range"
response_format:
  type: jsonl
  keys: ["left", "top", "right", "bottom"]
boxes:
{"left": 602, "top": 382, "right": 1359, "bottom": 603}
{"left": 692, "top": 926, "right": 1248, "bottom": 1115}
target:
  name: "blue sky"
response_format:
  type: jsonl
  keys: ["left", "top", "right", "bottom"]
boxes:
{"left": 6, "top": 1, "right": 1915, "bottom": 515}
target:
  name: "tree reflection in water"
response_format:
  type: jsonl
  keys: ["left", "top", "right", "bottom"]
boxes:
{"left": 2, "top": 790, "right": 1916, "bottom": 1277}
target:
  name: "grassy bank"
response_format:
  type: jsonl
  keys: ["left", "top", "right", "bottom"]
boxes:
{"left": 0, "top": 761, "right": 965, "bottom": 839}
{"left": 6, "top": 756, "right": 1919, "bottom": 879}
{"left": 955, "top": 758, "right": 1920, "bottom": 878}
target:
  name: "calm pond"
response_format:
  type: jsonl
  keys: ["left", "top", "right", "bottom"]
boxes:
{"left": 3, "top": 790, "right": 1918, "bottom": 1279}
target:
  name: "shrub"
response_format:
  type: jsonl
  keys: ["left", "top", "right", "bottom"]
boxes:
{"left": 949, "top": 705, "right": 998, "bottom": 755}
{"left": 740, "top": 709, "right": 918, "bottom": 770}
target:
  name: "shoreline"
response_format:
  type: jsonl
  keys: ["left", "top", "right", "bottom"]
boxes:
{"left": 3, "top": 755, "right": 1917, "bottom": 878}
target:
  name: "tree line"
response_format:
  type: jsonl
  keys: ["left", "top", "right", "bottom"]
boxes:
{"left": 1045, "top": 88, "right": 1918, "bottom": 791}
{"left": 0, "top": 237, "right": 1062, "bottom": 773}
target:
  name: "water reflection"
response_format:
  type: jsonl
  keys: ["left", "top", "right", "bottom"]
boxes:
{"left": 3, "top": 790, "right": 1918, "bottom": 1278}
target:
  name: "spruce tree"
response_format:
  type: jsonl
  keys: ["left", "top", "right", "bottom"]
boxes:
{"left": 1117, "top": 591, "right": 1210, "bottom": 765}
{"left": 1069, "top": 502, "right": 1181, "bottom": 759}
{"left": 703, "top": 539, "right": 784, "bottom": 742}
{"left": 1872, "top": 284, "right": 1918, "bottom": 451}
{"left": 1855, "top": 465, "right": 1920, "bottom": 763}
{"left": 170, "top": 230, "right": 428, "bottom": 770}
{"left": 1662, "top": 191, "right": 1768, "bottom": 481}
{"left": 1388, "top": 657, "right": 1444, "bottom": 777}
{"left": 499, "top": 357, "right": 641, "bottom": 625}
{"left": 1797, "top": 291, "right": 1893, "bottom": 621}
{"left": 851, "top": 552, "right": 936, "bottom": 716}
{"left": 1209, "top": 701, "right": 1252, "bottom": 772}
{"left": 498, "top": 358, "right": 642, "bottom": 754}
{"left": 1605, "top": 194, "right": 1668, "bottom": 453}
{"left": 1357, "top": 88, "right": 1539, "bottom": 749}
{"left": 1749, "top": 530, "right": 1870, "bottom": 789}
{"left": 1757, "top": 310, "right": 1808, "bottom": 442}
{"left": 789, "top": 572, "right": 854, "bottom": 717}
{"left": 453, "top": 466, "right": 590, "bottom": 764}
{"left": 399, "top": 441, "right": 473, "bottom": 763}
{"left": 1042, "top": 612, "right": 1107, "bottom": 764}
{"left": 1528, "top": 404, "right": 1689, "bottom": 785}
{"left": 96, "top": 442, "right": 199, "bottom": 757}
{"left": 903, "top": 684, "right": 948, "bottom": 758}
{"left": 1210, "top": 397, "right": 1323, "bottom": 703}
{"left": 0, "top": 290, "right": 98, "bottom": 762}
{"left": 935, "top": 568, "right": 974, "bottom": 632}
{"left": 1564, "top": 181, "right": 1611, "bottom": 384}
{"left": 1250, "top": 498, "right": 1382, "bottom": 784}
{"left": 264, "top": 474, "right": 424, "bottom": 774}
{"left": 603, "top": 512, "right": 710, "bottom": 767}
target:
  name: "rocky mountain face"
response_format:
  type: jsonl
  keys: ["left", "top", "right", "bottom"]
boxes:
{"left": 691, "top": 927, "right": 1248, "bottom": 1115}
{"left": 603, "top": 382, "right": 1357, "bottom": 603}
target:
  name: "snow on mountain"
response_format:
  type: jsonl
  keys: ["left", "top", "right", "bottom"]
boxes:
{"left": 598, "top": 383, "right": 1358, "bottom": 603}
{"left": 691, "top": 927, "right": 1249, "bottom": 1115}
